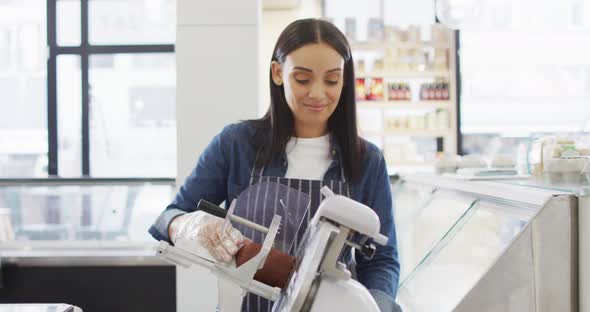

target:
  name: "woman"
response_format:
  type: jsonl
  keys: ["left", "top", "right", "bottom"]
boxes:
{"left": 149, "top": 18, "right": 400, "bottom": 311}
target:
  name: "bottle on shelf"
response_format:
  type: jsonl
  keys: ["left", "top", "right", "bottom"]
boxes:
{"left": 420, "top": 83, "right": 428, "bottom": 101}
{"left": 387, "top": 82, "right": 412, "bottom": 101}
{"left": 434, "top": 83, "right": 442, "bottom": 100}
{"left": 442, "top": 82, "right": 450, "bottom": 100}
{"left": 388, "top": 83, "right": 399, "bottom": 101}
{"left": 403, "top": 83, "right": 412, "bottom": 100}
{"left": 419, "top": 81, "right": 450, "bottom": 101}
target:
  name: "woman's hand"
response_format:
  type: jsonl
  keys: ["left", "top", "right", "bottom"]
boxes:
{"left": 169, "top": 211, "right": 245, "bottom": 263}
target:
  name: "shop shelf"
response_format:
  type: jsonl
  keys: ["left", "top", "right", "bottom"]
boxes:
{"left": 356, "top": 70, "right": 452, "bottom": 79}
{"left": 357, "top": 100, "right": 452, "bottom": 109}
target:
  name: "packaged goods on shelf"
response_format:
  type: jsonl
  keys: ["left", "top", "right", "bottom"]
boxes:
{"left": 367, "top": 18, "right": 385, "bottom": 41}
{"left": 426, "top": 111, "right": 438, "bottom": 130}
{"left": 436, "top": 109, "right": 450, "bottom": 129}
{"left": 345, "top": 17, "right": 357, "bottom": 42}
{"left": 407, "top": 25, "right": 421, "bottom": 44}
{"left": 367, "top": 78, "right": 384, "bottom": 100}
{"left": 356, "top": 78, "right": 366, "bottom": 100}
{"left": 398, "top": 48, "right": 412, "bottom": 71}
{"left": 388, "top": 83, "right": 411, "bottom": 101}
{"left": 431, "top": 23, "right": 451, "bottom": 46}
{"left": 342, "top": 21, "right": 457, "bottom": 169}
{"left": 459, "top": 155, "right": 488, "bottom": 169}
{"left": 356, "top": 59, "right": 366, "bottom": 73}
{"left": 374, "top": 59, "right": 384, "bottom": 72}
{"left": 384, "top": 142, "right": 422, "bottom": 164}
{"left": 434, "top": 155, "right": 462, "bottom": 174}
{"left": 383, "top": 48, "right": 400, "bottom": 72}
{"left": 384, "top": 109, "right": 450, "bottom": 132}
{"left": 384, "top": 25, "right": 403, "bottom": 43}
{"left": 528, "top": 136, "right": 590, "bottom": 183}
{"left": 433, "top": 48, "right": 449, "bottom": 71}
{"left": 420, "top": 81, "right": 450, "bottom": 101}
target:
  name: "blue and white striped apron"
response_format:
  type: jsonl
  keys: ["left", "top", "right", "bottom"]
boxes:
{"left": 241, "top": 160, "right": 351, "bottom": 312}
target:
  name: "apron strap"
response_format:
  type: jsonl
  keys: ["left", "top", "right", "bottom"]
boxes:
{"left": 249, "top": 151, "right": 265, "bottom": 184}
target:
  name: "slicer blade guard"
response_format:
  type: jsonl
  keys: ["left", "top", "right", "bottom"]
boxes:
{"left": 230, "top": 181, "right": 311, "bottom": 255}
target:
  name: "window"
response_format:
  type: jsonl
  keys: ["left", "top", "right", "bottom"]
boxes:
{"left": 0, "top": 0, "right": 176, "bottom": 178}
{"left": 0, "top": 1, "right": 48, "bottom": 177}
{"left": 459, "top": 0, "right": 590, "bottom": 155}
{"left": 89, "top": 53, "right": 175, "bottom": 177}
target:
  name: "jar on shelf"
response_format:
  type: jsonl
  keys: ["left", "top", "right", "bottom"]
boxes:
{"left": 408, "top": 48, "right": 420, "bottom": 71}
{"left": 384, "top": 25, "right": 402, "bottom": 43}
{"left": 407, "top": 25, "right": 421, "bottom": 44}
{"left": 431, "top": 23, "right": 451, "bottom": 46}
{"left": 398, "top": 48, "right": 411, "bottom": 71}
{"left": 408, "top": 114, "right": 422, "bottom": 130}
{"left": 373, "top": 59, "right": 384, "bottom": 72}
{"left": 436, "top": 109, "right": 450, "bottom": 130}
{"left": 416, "top": 51, "right": 428, "bottom": 72}
{"left": 433, "top": 48, "right": 449, "bottom": 71}
{"left": 356, "top": 59, "right": 366, "bottom": 74}
{"left": 384, "top": 48, "right": 402, "bottom": 71}
{"left": 426, "top": 111, "right": 438, "bottom": 130}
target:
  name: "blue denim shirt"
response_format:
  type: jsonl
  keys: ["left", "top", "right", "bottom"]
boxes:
{"left": 149, "top": 121, "right": 400, "bottom": 304}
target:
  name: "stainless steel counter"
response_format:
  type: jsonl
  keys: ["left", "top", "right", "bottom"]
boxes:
{"left": 0, "top": 241, "right": 168, "bottom": 266}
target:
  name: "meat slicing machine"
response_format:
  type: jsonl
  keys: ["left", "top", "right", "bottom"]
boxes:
{"left": 157, "top": 184, "right": 388, "bottom": 311}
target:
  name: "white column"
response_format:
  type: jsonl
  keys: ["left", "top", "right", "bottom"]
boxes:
{"left": 176, "top": 0, "right": 261, "bottom": 188}
{"left": 175, "top": 1, "right": 260, "bottom": 311}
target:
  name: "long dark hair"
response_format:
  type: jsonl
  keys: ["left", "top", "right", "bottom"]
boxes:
{"left": 249, "top": 18, "right": 366, "bottom": 182}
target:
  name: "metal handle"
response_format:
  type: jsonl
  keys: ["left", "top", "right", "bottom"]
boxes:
{"left": 197, "top": 199, "right": 269, "bottom": 234}
{"left": 197, "top": 199, "right": 227, "bottom": 219}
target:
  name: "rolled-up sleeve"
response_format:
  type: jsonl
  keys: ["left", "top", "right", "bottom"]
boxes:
{"left": 148, "top": 126, "right": 231, "bottom": 243}
{"left": 355, "top": 151, "right": 400, "bottom": 300}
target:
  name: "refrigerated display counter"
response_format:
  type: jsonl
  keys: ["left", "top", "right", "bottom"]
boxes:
{"left": 393, "top": 174, "right": 583, "bottom": 312}
{"left": 0, "top": 181, "right": 176, "bottom": 312}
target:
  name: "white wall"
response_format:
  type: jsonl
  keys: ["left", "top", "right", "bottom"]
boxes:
{"left": 175, "top": 0, "right": 260, "bottom": 310}
{"left": 176, "top": 0, "right": 261, "bottom": 188}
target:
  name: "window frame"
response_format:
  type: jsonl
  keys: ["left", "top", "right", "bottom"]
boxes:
{"left": 46, "top": 0, "right": 175, "bottom": 177}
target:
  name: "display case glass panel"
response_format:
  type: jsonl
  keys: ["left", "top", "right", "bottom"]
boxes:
{"left": 397, "top": 199, "right": 534, "bottom": 311}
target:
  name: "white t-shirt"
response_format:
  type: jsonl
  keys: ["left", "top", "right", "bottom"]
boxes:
{"left": 284, "top": 134, "right": 332, "bottom": 180}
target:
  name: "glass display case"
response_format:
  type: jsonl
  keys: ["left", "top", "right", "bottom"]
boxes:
{"left": 393, "top": 174, "right": 579, "bottom": 312}
{"left": 0, "top": 181, "right": 173, "bottom": 243}
{"left": 0, "top": 180, "right": 176, "bottom": 312}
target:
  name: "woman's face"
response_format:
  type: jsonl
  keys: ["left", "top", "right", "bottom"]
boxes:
{"left": 272, "top": 43, "right": 345, "bottom": 137}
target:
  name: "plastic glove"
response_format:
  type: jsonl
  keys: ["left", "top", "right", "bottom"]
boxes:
{"left": 170, "top": 210, "right": 245, "bottom": 263}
